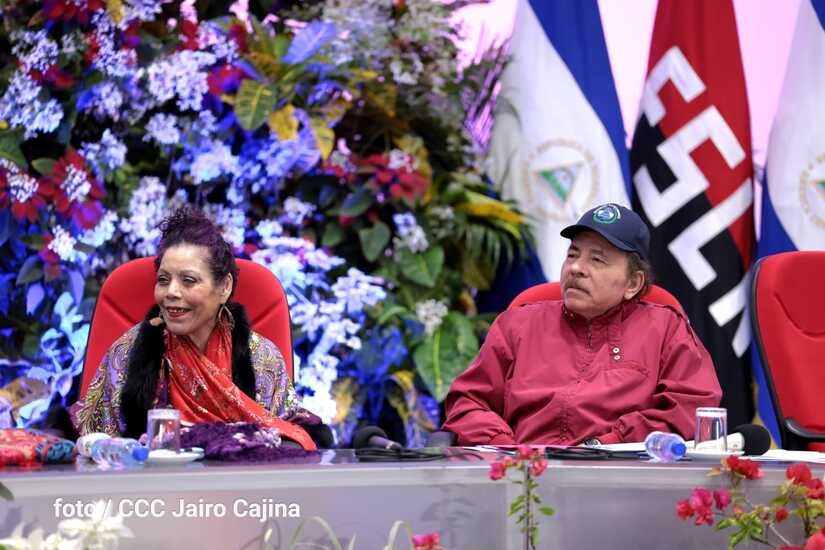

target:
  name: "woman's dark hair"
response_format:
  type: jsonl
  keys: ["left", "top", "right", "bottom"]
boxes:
{"left": 627, "top": 252, "right": 655, "bottom": 298}
{"left": 154, "top": 206, "right": 239, "bottom": 297}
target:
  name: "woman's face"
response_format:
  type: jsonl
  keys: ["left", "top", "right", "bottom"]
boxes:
{"left": 154, "top": 243, "right": 232, "bottom": 351}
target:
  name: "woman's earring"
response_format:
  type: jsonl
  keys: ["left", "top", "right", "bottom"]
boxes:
{"left": 219, "top": 302, "right": 235, "bottom": 330}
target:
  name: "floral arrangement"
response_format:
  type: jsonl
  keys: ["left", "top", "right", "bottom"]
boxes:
{"left": 0, "top": 500, "right": 133, "bottom": 550}
{"left": 676, "top": 456, "right": 825, "bottom": 549}
{"left": 489, "top": 445, "right": 554, "bottom": 550}
{"left": 0, "top": 0, "right": 527, "bottom": 444}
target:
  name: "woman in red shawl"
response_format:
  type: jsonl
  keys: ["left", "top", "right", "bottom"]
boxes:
{"left": 72, "top": 207, "right": 318, "bottom": 450}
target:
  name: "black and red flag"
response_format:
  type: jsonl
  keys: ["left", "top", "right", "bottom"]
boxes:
{"left": 630, "top": 0, "right": 755, "bottom": 426}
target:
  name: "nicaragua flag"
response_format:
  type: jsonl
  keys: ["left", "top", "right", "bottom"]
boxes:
{"left": 487, "top": 0, "right": 631, "bottom": 283}
{"left": 753, "top": 0, "right": 825, "bottom": 442}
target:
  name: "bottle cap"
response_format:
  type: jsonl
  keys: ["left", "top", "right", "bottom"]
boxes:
{"left": 671, "top": 441, "right": 687, "bottom": 458}
{"left": 132, "top": 446, "right": 149, "bottom": 462}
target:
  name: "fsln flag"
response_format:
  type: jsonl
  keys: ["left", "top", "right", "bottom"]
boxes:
{"left": 488, "top": 0, "right": 630, "bottom": 283}
{"left": 754, "top": 0, "right": 825, "bottom": 441}
{"left": 630, "top": 0, "right": 755, "bottom": 427}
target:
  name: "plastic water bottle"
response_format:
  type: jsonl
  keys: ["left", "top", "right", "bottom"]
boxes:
{"left": 76, "top": 433, "right": 111, "bottom": 458}
{"left": 644, "top": 431, "right": 687, "bottom": 462}
{"left": 90, "top": 437, "right": 149, "bottom": 467}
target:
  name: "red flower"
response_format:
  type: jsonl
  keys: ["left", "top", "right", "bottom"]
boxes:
{"left": 180, "top": 20, "right": 200, "bottom": 50}
{"left": 787, "top": 463, "right": 813, "bottom": 485}
{"left": 123, "top": 19, "right": 141, "bottom": 49}
{"left": 529, "top": 457, "right": 548, "bottom": 477}
{"left": 44, "top": 148, "right": 105, "bottom": 227}
{"left": 228, "top": 23, "right": 248, "bottom": 53}
{"left": 412, "top": 532, "right": 442, "bottom": 550}
{"left": 676, "top": 499, "right": 694, "bottom": 521}
{"left": 778, "top": 547, "right": 803, "bottom": 550}
{"left": 713, "top": 488, "right": 731, "bottom": 510}
{"left": 725, "top": 455, "right": 763, "bottom": 480}
{"left": 489, "top": 460, "right": 507, "bottom": 481}
{"left": 84, "top": 32, "right": 100, "bottom": 65}
{"left": 42, "top": 0, "right": 104, "bottom": 25}
{"left": 38, "top": 235, "right": 62, "bottom": 274}
{"left": 208, "top": 64, "right": 248, "bottom": 96}
{"left": 0, "top": 167, "right": 49, "bottom": 223}
{"left": 775, "top": 507, "right": 789, "bottom": 523}
{"left": 30, "top": 65, "right": 76, "bottom": 91}
{"left": 806, "top": 533, "right": 825, "bottom": 550}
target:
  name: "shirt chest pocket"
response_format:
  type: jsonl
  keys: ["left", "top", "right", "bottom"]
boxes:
{"left": 599, "top": 346, "right": 650, "bottom": 378}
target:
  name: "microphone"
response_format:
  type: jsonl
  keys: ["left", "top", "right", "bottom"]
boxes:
{"left": 352, "top": 426, "right": 402, "bottom": 451}
{"left": 727, "top": 424, "right": 771, "bottom": 456}
{"left": 694, "top": 423, "right": 771, "bottom": 455}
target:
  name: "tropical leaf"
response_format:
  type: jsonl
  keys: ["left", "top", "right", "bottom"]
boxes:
{"left": 321, "top": 223, "right": 344, "bottom": 247}
{"left": 267, "top": 105, "right": 299, "bottom": 141}
{"left": 366, "top": 84, "right": 397, "bottom": 118}
{"left": 247, "top": 51, "right": 280, "bottom": 80}
{"left": 397, "top": 246, "right": 444, "bottom": 288}
{"left": 413, "top": 312, "right": 478, "bottom": 401}
{"left": 0, "top": 127, "right": 26, "bottom": 169}
{"left": 395, "top": 134, "right": 432, "bottom": 182}
{"left": 358, "top": 221, "right": 390, "bottom": 263}
{"left": 31, "top": 157, "right": 55, "bottom": 176}
{"left": 386, "top": 370, "right": 439, "bottom": 447}
{"left": 458, "top": 191, "right": 525, "bottom": 225}
{"left": 309, "top": 117, "right": 335, "bottom": 160}
{"left": 339, "top": 188, "right": 374, "bottom": 216}
{"left": 282, "top": 22, "right": 336, "bottom": 65}
{"left": 234, "top": 79, "right": 277, "bottom": 131}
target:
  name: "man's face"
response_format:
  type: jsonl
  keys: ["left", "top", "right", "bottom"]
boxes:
{"left": 560, "top": 231, "right": 642, "bottom": 320}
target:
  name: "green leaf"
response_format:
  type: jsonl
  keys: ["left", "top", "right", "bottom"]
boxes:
{"left": 714, "top": 518, "right": 735, "bottom": 531}
{"left": 376, "top": 304, "right": 409, "bottom": 325}
{"left": 234, "top": 79, "right": 277, "bottom": 131}
{"left": 31, "top": 158, "right": 55, "bottom": 176}
{"left": 413, "top": 312, "right": 479, "bottom": 401}
{"left": 339, "top": 188, "right": 374, "bottom": 217}
{"left": 0, "top": 128, "right": 26, "bottom": 168}
{"left": 397, "top": 246, "right": 444, "bottom": 288}
{"left": 321, "top": 223, "right": 345, "bottom": 247}
{"left": 0, "top": 482, "right": 12, "bottom": 501}
{"left": 358, "top": 221, "right": 390, "bottom": 262}
{"left": 16, "top": 256, "right": 43, "bottom": 285}
{"left": 539, "top": 506, "right": 555, "bottom": 516}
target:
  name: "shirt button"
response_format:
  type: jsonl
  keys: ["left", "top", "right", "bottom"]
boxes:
{"left": 612, "top": 346, "right": 620, "bottom": 354}
{"left": 613, "top": 354, "right": 621, "bottom": 361}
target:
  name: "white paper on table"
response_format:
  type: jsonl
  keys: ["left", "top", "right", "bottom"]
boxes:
{"left": 747, "top": 449, "right": 825, "bottom": 463}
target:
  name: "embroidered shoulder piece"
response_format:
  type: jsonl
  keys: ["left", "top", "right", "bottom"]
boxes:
{"left": 249, "top": 331, "right": 299, "bottom": 416}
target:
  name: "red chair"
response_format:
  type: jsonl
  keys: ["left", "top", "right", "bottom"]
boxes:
{"left": 751, "top": 251, "right": 825, "bottom": 451}
{"left": 78, "top": 257, "right": 293, "bottom": 400}
{"left": 508, "top": 281, "right": 685, "bottom": 314}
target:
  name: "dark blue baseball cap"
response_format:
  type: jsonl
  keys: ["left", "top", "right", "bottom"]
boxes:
{"left": 560, "top": 203, "right": 651, "bottom": 260}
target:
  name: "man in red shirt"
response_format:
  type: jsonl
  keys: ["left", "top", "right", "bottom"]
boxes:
{"left": 442, "top": 203, "right": 721, "bottom": 445}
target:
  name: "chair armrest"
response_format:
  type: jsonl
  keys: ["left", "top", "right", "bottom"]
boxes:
{"left": 785, "top": 418, "right": 825, "bottom": 442}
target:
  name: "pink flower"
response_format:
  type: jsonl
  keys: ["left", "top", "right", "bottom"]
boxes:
{"left": 713, "top": 488, "right": 731, "bottom": 510}
{"left": 688, "top": 487, "right": 714, "bottom": 526}
{"left": 805, "top": 533, "right": 825, "bottom": 550}
{"left": 787, "top": 463, "right": 813, "bottom": 485}
{"left": 806, "top": 478, "right": 824, "bottom": 500}
{"left": 489, "top": 461, "right": 507, "bottom": 481}
{"left": 516, "top": 445, "right": 534, "bottom": 461}
{"left": 412, "top": 532, "right": 442, "bottom": 550}
{"left": 529, "top": 458, "right": 548, "bottom": 477}
{"left": 676, "top": 499, "right": 694, "bottom": 521}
